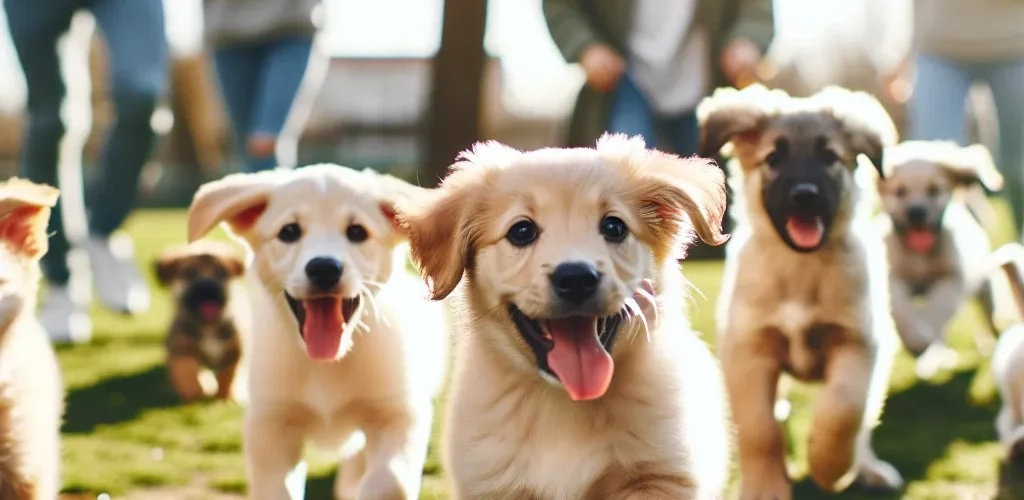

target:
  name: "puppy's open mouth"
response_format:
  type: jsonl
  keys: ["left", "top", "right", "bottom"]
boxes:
{"left": 285, "top": 293, "right": 361, "bottom": 361}
{"left": 785, "top": 215, "right": 824, "bottom": 250}
{"left": 902, "top": 229, "right": 937, "bottom": 255}
{"left": 509, "top": 305, "right": 626, "bottom": 401}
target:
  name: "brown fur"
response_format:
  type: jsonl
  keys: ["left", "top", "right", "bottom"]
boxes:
{"left": 154, "top": 241, "right": 247, "bottom": 402}
{"left": 987, "top": 244, "right": 1024, "bottom": 461}
{"left": 0, "top": 178, "right": 63, "bottom": 499}
{"left": 698, "top": 84, "right": 904, "bottom": 498}
{"left": 399, "top": 135, "right": 731, "bottom": 499}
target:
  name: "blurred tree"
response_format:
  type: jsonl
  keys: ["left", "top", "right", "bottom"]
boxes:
{"left": 424, "top": 0, "right": 488, "bottom": 188}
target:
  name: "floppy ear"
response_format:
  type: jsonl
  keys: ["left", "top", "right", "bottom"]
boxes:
{"left": 187, "top": 172, "right": 278, "bottom": 243}
{"left": 364, "top": 169, "right": 432, "bottom": 242}
{"left": 0, "top": 178, "right": 60, "bottom": 260}
{"left": 153, "top": 254, "right": 181, "bottom": 287}
{"left": 630, "top": 152, "right": 730, "bottom": 261}
{"left": 696, "top": 84, "right": 773, "bottom": 159}
{"left": 223, "top": 255, "right": 246, "bottom": 278}
{"left": 820, "top": 86, "right": 897, "bottom": 179}
{"left": 398, "top": 175, "right": 478, "bottom": 301}
{"left": 942, "top": 143, "right": 1003, "bottom": 191}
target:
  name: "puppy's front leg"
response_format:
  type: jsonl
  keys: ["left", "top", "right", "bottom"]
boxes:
{"left": 721, "top": 334, "right": 790, "bottom": 500}
{"left": 807, "top": 343, "right": 871, "bottom": 492}
{"left": 919, "top": 277, "right": 963, "bottom": 339}
{"left": 889, "top": 277, "right": 934, "bottom": 354}
{"left": 245, "top": 411, "right": 304, "bottom": 500}
{"left": 357, "top": 406, "right": 433, "bottom": 500}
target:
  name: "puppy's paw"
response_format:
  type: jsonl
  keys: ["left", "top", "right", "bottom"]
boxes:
{"left": 357, "top": 466, "right": 408, "bottom": 500}
{"left": 856, "top": 458, "right": 904, "bottom": 492}
{"left": 914, "top": 343, "right": 958, "bottom": 380}
{"left": 738, "top": 476, "right": 791, "bottom": 500}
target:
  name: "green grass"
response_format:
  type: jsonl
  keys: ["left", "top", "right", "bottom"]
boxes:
{"left": 59, "top": 207, "right": 1024, "bottom": 499}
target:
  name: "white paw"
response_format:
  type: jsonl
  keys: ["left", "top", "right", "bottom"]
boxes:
{"left": 857, "top": 458, "right": 904, "bottom": 492}
{"left": 915, "top": 343, "right": 958, "bottom": 379}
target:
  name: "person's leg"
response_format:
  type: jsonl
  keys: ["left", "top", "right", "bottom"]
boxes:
{"left": 246, "top": 36, "right": 316, "bottom": 172}
{"left": 907, "top": 52, "right": 974, "bottom": 143}
{"left": 86, "top": 0, "right": 168, "bottom": 314}
{"left": 5, "top": 0, "right": 94, "bottom": 343}
{"left": 982, "top": 58, "right": 1024, "bottom": 236}
{"left": 212, "top": 43, "right": 265, "bottom": 172}
{"left": 606, "top": 73, "right": 659, "bottom": 148}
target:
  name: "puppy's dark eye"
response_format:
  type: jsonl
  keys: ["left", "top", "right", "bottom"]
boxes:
{"left": 820, "top": 149, "right": 839, "bottom": 165}
{"left": 600, "top": 216, "right": 628, "bottom": 243}
{"left": 927, "top": 184, "right": 941, "bottom": 198}
{"left": 277, "top": 223, "right": 302, "bottom": 243}
{"left": 894, "top": 186, "right": 907, "bottom": 198}
{"left": 183, "top": 268, "right": 198, "bottom": 280}
{"left": 506, "top": 220, "right": 539, "bottom": 247}
{"left": 765, "top": 151, "right": 782, "bottom": 168}
{"left": 346, "top": 224, "right": 369, "bottom": 243}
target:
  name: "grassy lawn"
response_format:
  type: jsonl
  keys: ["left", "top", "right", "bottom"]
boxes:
{"left": 58, "top": 207, "right": 1024, "bottom": 499}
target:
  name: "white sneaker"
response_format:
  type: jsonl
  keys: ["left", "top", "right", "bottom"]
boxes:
{"left": 83, "top": 233, "right": 150, "bottom": 315}
{"left": 38, "top": 285, "right": 92, "bottom": 344}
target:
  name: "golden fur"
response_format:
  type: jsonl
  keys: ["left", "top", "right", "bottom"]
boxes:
{"left": 698, "top": 84, "right": 904, "bottom": 498}
{"left": 399, "top": 135, "right": 731, "bottom": 500}
{"left": 0, "top": 178, "right": 63, "bottom": 499}
{"left": 187, "top": 165, "right": 447, "bottom": 500}
{"left": 875, "top": 141, "right": 1005, "bottom": 376}
{"left": 155, "top": 240, "right": 249, "bottom": 402}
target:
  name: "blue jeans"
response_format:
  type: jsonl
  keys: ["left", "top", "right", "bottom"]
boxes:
{"left": 4, "top": 0, "right": 168, "bottom": 285}
{"left": 606, "top": 74, "right": 699, "bottom": 157}
{"left": 213, "top": 36, "right": 314, "bottom": 173}
{"left": 909, "top": 52, "right": 1024, "bottom": 232}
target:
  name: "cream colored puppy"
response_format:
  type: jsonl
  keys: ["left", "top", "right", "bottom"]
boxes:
{"left": 399, "top": 135, "right": 732, "bottom": 500}
{"left": 0, "top": 179, "right": 63, "bottom": 500}
{"left": 989, "top": 243, "right": 1024, "bottom": 462}
{"left": 699, "top": 84, "right": 903, "bottom": 498}
{"left": 187, "top": 165, "right": 447, "bottom": 500}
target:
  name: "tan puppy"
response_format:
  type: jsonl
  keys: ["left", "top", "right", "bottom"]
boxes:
{"left": 399, "top": 135, "right": 732, "bottom": 500}
{"left": 876, "top": 141, "right": 1004, "bottom": 375}
{"left": 155, "top": 240, "right": 248, "bottom": 402}
{"left": 698, "top": 84, "right": 904, "bottom": 498}
{"left": 990, "top": 243, "right": 1024, "bottom": 462}
{"left": 187, "top": 165, "right": 447, "bottom": 500}
{"left": 0, "top": 178, "right": 63, "bottom": 499}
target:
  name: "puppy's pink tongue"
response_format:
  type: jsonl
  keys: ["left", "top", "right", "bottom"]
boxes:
{"left": 302, "top": 298, "right": 345, "bottom": 360}
{"left": 905, "top": 229, "right": 937, "bottom": 255}
{"left": 544, "top": 316, "right": 613, "bottom": 401}
{"left": 198, "top": 302, "right": 222, "bottom": 322}
{"left": 785, "top": 216, "right": 824, "bottom": 249}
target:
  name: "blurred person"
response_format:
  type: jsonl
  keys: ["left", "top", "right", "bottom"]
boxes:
{"left": 204, "top": 0, "right": 325, "bottom": 173}
{"left": 542, "top": 0, "right": 774, "bottom": 155}
{"left": 885, "top": 0, "right": 1024, "bottom": 237}
{"left": 4, "top": 0, "right": 168, "bottom": 342}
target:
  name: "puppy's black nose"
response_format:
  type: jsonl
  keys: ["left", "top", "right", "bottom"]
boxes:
{"left": 906, "top": 205, "right": 928, "bottom": 226}
{"left": 184, "top": 279, "right": 226, "bottom": 308}
{"left": 790, "top": 183, "right": 819, "bottom": 209}
{"left": 550, "top": 262, "right": 601, "bottom": 304}
{"left": 305, "top": 257, "right": 343, "bottom": 291}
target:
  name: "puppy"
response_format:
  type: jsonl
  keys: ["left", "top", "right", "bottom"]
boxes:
{"left": 989, "top": 243, "right": 1024, "bottom": 462}
{"left": 187, "top": 165, "right": 447, "bottom": 500}
{"left": 155, "top": 240, "right": 248, "bottom": 402}
{"left": 698, "top": 84, "right": 904, "bottom": 498}
{"left": 876, "top": 141, "right": 1004, "bottom": 373}
{"left": 399, "top": 135, "right": 732, "bottom": 500}
{"left": 0, "top": 178, "right": 64, "bottom": 499}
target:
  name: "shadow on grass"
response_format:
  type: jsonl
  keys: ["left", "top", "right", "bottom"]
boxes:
{"left": 63, "top": 365, "right": 179, "bottom": 434}
{"left": 791, "top": 369, "right": 997, "bottom": 499}
{"left": 306, "top": 470, "right": 336, "bottom": 499}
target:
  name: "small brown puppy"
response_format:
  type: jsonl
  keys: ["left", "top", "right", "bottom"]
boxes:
{"left": 699, "top": 84, "right": 903, "bottom": 498}
{"left": 0, "top": 178, "right": 63, "bottom": 500}
{"left": 877, "top": 141, "right": 1004, "bottom": 375}
{"left": 155, "top": 240, "right": 247, "bottom": 402}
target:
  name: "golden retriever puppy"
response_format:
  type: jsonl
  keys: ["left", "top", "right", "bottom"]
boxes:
{"left": 0, "top": 178, "right": 63, "bottom": 500}
{"left": 399, "top": 135, "right": 732, "bottom": 500}
{"left": 698, "top": 84, "right": 904, "bottom": 498}
{"left": 876, "top": 141, "right": 1004, "bottom": 376}
{"left": 987, "top": 243, "right": 1024, "bottom": 462}
{"left": 187, "top": 165, "right": 447, "bottom": 500}
{"left": 154, "top": 240, "right": 249, "bottom": 402}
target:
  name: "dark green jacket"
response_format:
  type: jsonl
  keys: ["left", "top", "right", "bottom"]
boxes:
{"left": 543, "top": 0, "right": 775, "bottom": 147}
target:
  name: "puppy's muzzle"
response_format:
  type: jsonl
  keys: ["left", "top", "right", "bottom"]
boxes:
{"left": 550, "top": 262, "right": 600, "bottom": 305}
{"left": 906, "top": 205, "right": 928, "bottom": 228}
{"left": 790, "top": 183, "right": 820, "bottom": 213}
{"left": 184, "top": 279, "right": 226, "bottom": 310}
{"left": 305, "top": 256, "right": 343, "bottom": 292}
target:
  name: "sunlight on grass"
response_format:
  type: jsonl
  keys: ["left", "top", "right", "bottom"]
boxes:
{"left": 57, "top": 203, "right": 1023, "bottom": 498}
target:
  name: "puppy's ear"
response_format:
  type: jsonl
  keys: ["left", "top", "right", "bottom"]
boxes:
{"left": 153, "top": 254, "right": 181, "bottom": 287}
{"left": 399, "top": 171, "right": 481, "bottom": 301}
{"left": 364, "top": 169, "right": 431, "bottom": 243}
{"left": 187, "top": 172, "right": 278, "bottom": 243}
{"left": 943, "top": 144, "right": 1003, "bottom": 191}
{"left": 626, "top": 151, "right": 730, "bottom": 261}
{"left": 0, "top": 178, "right": 59, "bottom": 260}
{"left": 819, "top": 87, "right": 898, "bottom": 179}
{"left": 696, "top": 84, "right": 774, "bottom": 160}
{"left": 222, "top": 255, "right": 246, "bottom": 278}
